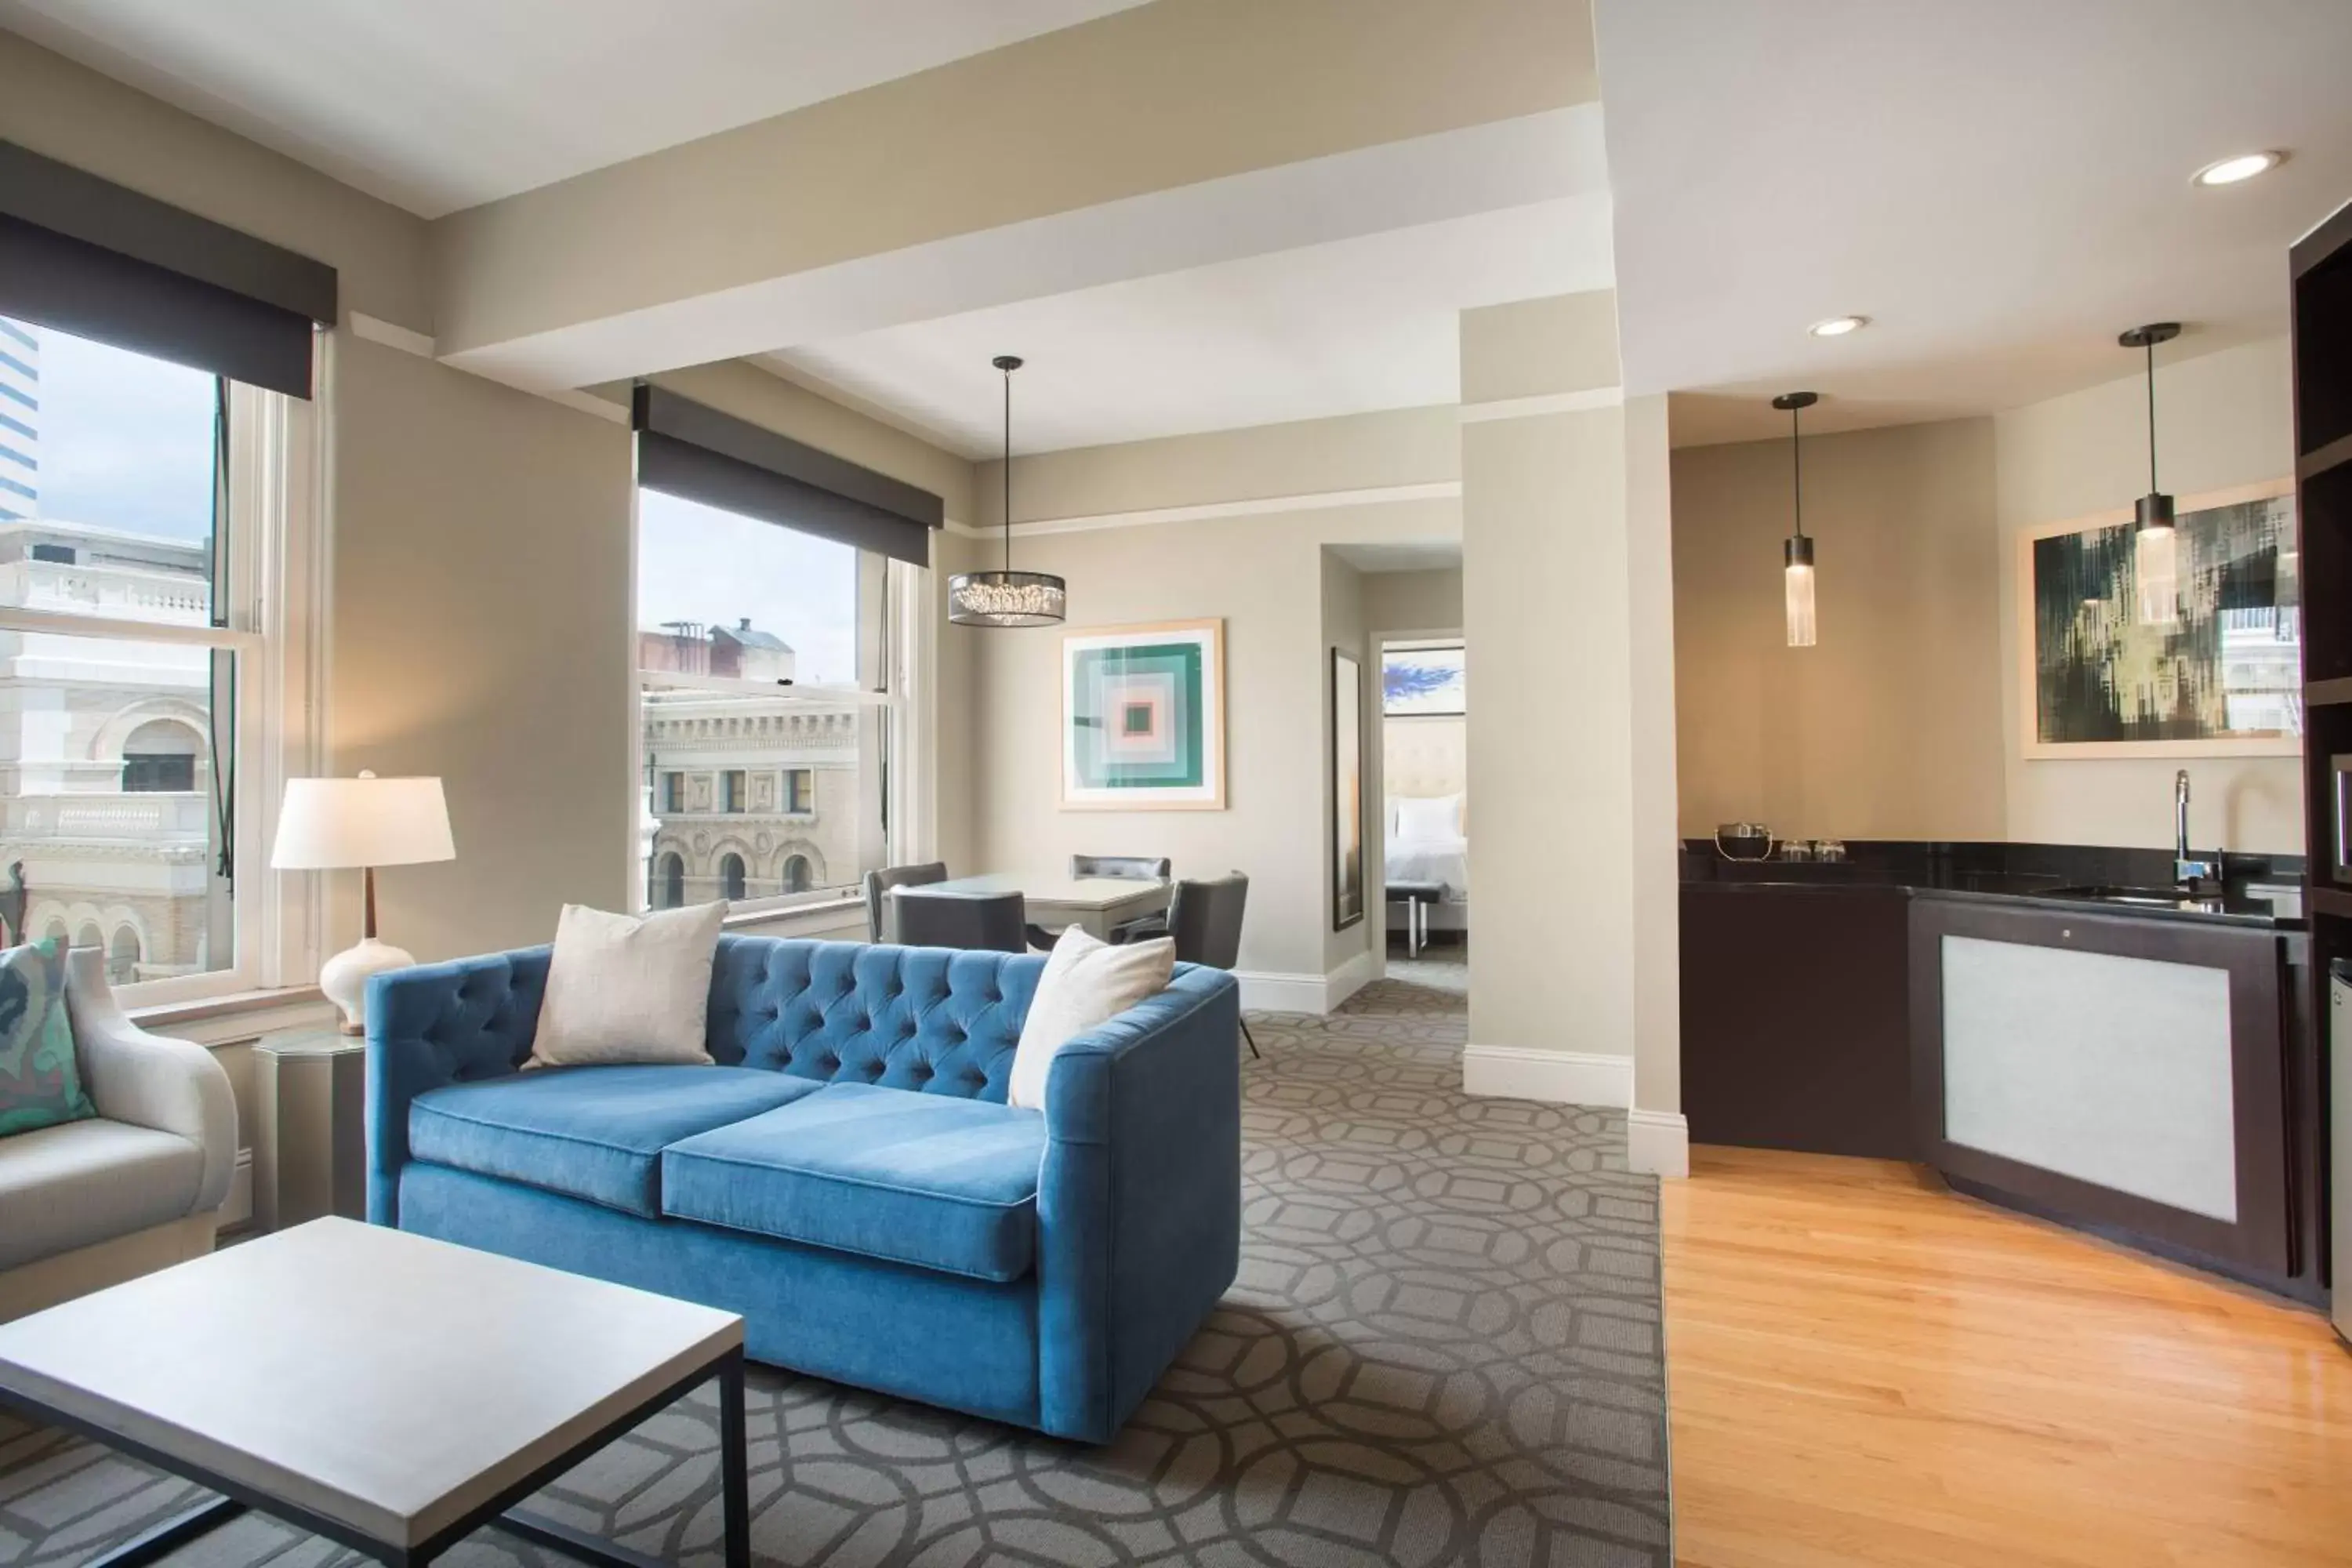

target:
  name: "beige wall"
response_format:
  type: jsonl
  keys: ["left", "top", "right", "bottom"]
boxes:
{"left": 1363, "top": 568, "right": 1464, "bottom": 633}
{"left": 332, "top": 339, "right": 637, "bottom": 957}
{"left": 1461, "top": 291, "right": 1641, "bottom": 1068}
{"left": 1995, "top": 336, "right": 2301, "bottom": 853}
{"left": 1672, "top": 418, "right": 2005, "bottom": 841}
{"left": 1624, "top": 394, "right": 1682, "bottom": 1131}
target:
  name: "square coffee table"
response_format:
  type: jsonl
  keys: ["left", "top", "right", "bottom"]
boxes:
{"left": 0, "top": 1218, "right": 748, "bottom": 1568}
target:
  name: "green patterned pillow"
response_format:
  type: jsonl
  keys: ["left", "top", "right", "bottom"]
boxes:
{"left": 0, "top": 938, "right": 92, "bottom": 1138}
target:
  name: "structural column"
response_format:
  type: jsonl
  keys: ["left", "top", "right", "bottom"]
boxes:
{"left": 1457, "top": 291, "right": 1684, "bottom": 1175}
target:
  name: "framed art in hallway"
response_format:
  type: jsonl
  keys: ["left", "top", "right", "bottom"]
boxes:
{"left": 1331, "top": 646, "right": 1365, "bottom": 931}
{"left": 1382, "top": 640, "right": 1465, "bottom": 717}
{"left": 2018, "top": 478, "right": 2300, "bottom": 757}
{"left": 1061, "top": 619, "right": 1226, "bottom": 810}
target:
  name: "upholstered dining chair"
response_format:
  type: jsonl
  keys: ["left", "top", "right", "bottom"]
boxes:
{"left": 1069, "top": 855, "right": 1172, "bottom": 881}
{"left": 891, "top": 888, "right": 1028, "bottom": 953}
{"left": 862, "top": 862, "right": 948, "bottom": 942}
{"left": 1118, "top": 873, "right": 1258, "bottom": 1058}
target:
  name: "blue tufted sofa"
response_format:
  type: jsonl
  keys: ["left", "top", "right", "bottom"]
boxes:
{"left": 365, "top": 935, "right": 1241, "bottom": 1444}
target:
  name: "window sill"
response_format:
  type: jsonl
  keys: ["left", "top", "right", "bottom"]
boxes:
{"left": 722, "top": 894, "right": 866, "bottom": 937}
{"left": 131, "top": 985, "right": 334, "bottom": 1047}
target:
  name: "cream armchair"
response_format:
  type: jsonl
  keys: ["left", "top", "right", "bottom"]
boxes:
{"left": 0, "top": 948, "right": 238, "bottom": 1320}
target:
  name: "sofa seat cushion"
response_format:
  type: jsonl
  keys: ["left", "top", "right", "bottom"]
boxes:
{"left": 0, "top": 1117, "right": 202, "bottom": 1270}
{"left": 408, "top": 1065, "right": 818, "bottom": 1218}
{"left": 661, "top": 1083, "right": 1047, "bottom": 1283}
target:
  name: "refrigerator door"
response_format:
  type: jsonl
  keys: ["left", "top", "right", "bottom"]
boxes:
{"left": 2333, "top": 961, "right": 2352, "bottom": 1345}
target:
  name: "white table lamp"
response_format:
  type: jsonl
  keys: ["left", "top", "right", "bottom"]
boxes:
{"left": 272, "top": 771, "right": 456, "bottom": 1034}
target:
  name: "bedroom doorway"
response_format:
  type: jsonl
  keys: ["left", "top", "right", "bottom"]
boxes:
{"left": 1378, "top": 633, "right": 1467, "bottom": 967}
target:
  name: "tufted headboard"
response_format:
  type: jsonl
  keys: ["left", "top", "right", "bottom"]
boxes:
{"left": 1383, "top": 715, "right": 1466, "bottom": 831}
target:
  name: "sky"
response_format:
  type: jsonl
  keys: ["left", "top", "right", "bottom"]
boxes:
{"left": 6, "top": 318, "right": 216, "bottom": 542}
{"left": 10, "top": 316, "right": 862, "bottom": 684}
{"left": 637, "top": 488, "right": 860, "bottom": 685}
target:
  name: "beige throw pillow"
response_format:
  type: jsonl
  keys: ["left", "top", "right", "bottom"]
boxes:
{"left": 1008, "top": 925, "right": 1175, "bottom": 1110}
{"left": 527, "top": 902, "right": 726, "bottom": 1069}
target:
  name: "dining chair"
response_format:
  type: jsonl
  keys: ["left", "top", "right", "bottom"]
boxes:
{"left": 1119, "top": 872, "right": 1258, "bottom": 1058}
{"left": 1070, "top": 855, "right": 1172, "bottom": 881}
{"left": 863, "top": 862, "right": 948, "bottom": 942}
{"left": 891, "top": 888, "right": 1028, "bottom": 953}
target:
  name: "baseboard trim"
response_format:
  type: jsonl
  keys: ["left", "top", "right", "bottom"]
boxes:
{"left": 1235, "top": 949, "right": 1378, "bottom": 1016}
{"left": 1461, "top": 1044, "right": 1634, "bottom": 1109}
{"left": 1627, "top": 1109, "right": 1690, "bottom": 1179}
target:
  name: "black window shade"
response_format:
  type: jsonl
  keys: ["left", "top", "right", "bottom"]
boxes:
{"left": 0, "top": 140, "right": 336, "bottom": 399}
{"left": 633, "top": 384, "right": 942, "bottom": 568}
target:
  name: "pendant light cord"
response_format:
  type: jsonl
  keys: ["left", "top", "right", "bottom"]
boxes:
{"left": 1790, "top": 401, "right": 1806, "bottom": 542}
{"left": 1001, "top": 365, "right": 1013, "bottom": 574}
{"left": 2143, "top": 336, "right": 2159, "bottom": 495}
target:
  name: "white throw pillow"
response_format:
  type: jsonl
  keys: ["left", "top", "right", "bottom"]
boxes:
{"left": 1393, "top": 793, "right": 1463, "bottom": 843}
{"left": 526, "top": 902, "right": 726, "bottom": 1069}
{"left": 1007, "top": 925, "right": 1175, "bottom": 1111}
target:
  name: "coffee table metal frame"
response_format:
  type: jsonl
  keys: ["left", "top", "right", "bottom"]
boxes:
{"left": 0, "top": 1347, "right": 750, "bottom": 1568}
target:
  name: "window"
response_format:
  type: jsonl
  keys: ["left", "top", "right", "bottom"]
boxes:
{"left": 637, "top": 487, "right": 905, "bottom": 915}
{"left": 0, "top": 318, "right": 309, "bottom": 1002}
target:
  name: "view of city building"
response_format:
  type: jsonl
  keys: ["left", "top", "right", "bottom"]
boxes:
{"left": 0, "top": 319, "right": 226, "bottom": 983}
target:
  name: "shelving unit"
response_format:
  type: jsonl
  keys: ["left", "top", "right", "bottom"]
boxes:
{"left": 2294, "top": 198, "right": 2352, "bottom": 1308}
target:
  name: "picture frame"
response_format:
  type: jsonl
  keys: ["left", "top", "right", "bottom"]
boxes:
{"left": 1060, "top": 619, "right": 1227, "bottom": 810}
{"left": 1331, "top": 646, "right": 1365, "bottom": 931}
{"left": 2016, "top": 478, "right": 2299, "bottom": 758}
{"left": 1381, "top": 640, "right": 1466, "bottom": 717}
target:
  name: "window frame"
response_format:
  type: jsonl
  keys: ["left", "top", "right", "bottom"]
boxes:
{"left": 0, "top": 349, "right": 323, "bottom": 1006}
{"left": 630, "top": 499, "right": 922, "bottom": 922}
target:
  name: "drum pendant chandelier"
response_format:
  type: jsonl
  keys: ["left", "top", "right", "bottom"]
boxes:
{"left": 948, "top": 355, "right": 1066, "bottom": 628}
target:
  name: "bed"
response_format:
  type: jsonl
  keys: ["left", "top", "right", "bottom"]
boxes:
{"left": 1384, "top": 793, "right": 1469, "bottom": 935}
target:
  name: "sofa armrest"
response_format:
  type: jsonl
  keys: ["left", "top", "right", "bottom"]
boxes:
{"left": 365, "top": 947, "right": 551, "bottom": 1227}
{"left": 1034, "top": 964, "right": 1242, "bottom": 1443}
{"left": 63, "top": 948, "right": 238, "bottom": 1214}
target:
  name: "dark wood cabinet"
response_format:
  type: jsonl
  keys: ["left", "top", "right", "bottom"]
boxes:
{"left": 1680, "top": 883, "right": 1913, "bottom": 1160}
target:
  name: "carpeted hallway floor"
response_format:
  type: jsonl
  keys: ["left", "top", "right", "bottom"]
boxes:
{"left": 0, "top": 953, "right": 1671, "bottom": 1568}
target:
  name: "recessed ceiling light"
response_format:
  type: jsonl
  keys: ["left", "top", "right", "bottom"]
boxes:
{"left": 1809, "top": 315, "right": 1868, "bottom": 338}
{"left": 2193, "top": 151, "right": 2285, "bottom": 187}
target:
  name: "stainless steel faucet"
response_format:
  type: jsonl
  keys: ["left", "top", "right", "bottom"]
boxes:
{"left": 2174, "top": 769, "right": 2219, "bottom": 890}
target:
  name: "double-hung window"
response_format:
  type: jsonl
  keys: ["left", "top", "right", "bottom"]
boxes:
{"left": 0, "top": 318, "right": 310, "bottom": 1001}
{"left": 637, "top": 489, "right": 906, "bottom": 914}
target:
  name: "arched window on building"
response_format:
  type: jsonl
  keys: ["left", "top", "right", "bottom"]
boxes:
{"left": 658, "top": 852, "right": 685, "bottom": 909}
{"left": 121, "top": 719, "right": 202, "bottom": 793}
{"left": 42, "top": 919, "right": 67, "bottom": 946}
{"left": 74, "top": 922, "right": 103, "bottom": 955}
{"left": 783, "top": 855, "right": 811, "bottom": 894}
{"left": 719, "top": 853, "right": 746, "bottom": 902}
{"left": 107, "top": 927, "right": 141, "bottom": 986}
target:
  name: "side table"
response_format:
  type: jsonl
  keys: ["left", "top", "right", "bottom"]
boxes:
{"left": 254, "top": 1026, "right": 366, "bottom": 1230}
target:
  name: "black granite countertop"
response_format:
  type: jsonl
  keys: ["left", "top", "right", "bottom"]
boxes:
{"left": 1679, "top": 839, "right": 2306, "bottom": 930}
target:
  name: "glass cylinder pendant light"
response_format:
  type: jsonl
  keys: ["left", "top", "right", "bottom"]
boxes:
{"left": 1774, "top": 391, "right": 1820, "bottom": 648}
{"left": 2122, "top": 323, "right": 2181, "bottom": 627}
{"left": 949, "top": 355, "right": 1067, "bottom": 627}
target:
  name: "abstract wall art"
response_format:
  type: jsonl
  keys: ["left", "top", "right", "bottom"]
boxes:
{"left": 1381, "top": 641, "right": 1466, "bottom": 717}
{"left": 2019, "top": 479, "right": 2299, "bottom": 757}
{"left": 1331, "top": 646, "right": 1365, "bottom": 930}
{"left": 1061, "top": 619, "right": 1227, "bottom": 809}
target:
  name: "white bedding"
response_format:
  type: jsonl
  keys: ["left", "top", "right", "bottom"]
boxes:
{"left": 1385, "top": 837, "right": 1468, "bottom": 902}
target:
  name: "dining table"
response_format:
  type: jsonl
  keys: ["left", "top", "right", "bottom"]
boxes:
{"left": 892, "top": 872, "right": 1171, "bottom": 942}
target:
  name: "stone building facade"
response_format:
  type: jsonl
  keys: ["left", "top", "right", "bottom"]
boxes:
{"left": 642, "top": 692, "right": 877, "bottom": 909}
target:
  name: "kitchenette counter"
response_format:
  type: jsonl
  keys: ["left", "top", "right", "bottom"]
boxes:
{"left": 1680, "top": 840, "right": 2321, "bottom": 1302}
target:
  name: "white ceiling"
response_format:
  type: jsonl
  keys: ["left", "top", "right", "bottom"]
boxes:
{"left": 768, "top": 194, "right": 1615, "bottom": 457}
{"left": 1595, "top": 0, "right": 2352, "bottom": 446}
{"left": 0, "top": 0, "right": 1149, "bottom": 216}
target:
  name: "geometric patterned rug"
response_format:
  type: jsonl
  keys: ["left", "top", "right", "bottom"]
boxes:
{"left": 0, "top": 949, "right": 1672, "bottom": 1568}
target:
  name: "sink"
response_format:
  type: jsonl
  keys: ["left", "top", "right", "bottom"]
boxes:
{"left": 2040, "top": 884, "right": 2211, "bottom": 908}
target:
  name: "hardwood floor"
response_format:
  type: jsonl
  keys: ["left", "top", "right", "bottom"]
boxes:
{"left": 1661, "top": 1145, "right": 2352, "bottom": 1567}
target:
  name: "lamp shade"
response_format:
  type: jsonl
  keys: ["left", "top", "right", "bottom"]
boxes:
{"left": 271, "top": 772, "right": 455, "bottom": 870}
